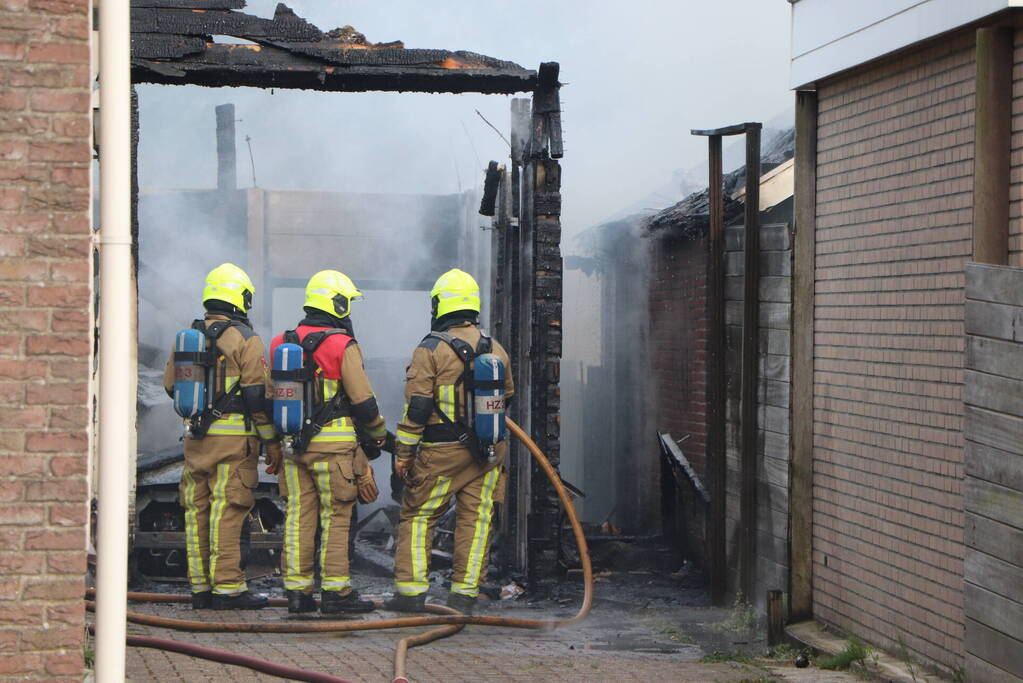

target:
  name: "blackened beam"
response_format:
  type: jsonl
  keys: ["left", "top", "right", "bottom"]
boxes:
{"left": 691, "top": 122, "right": 762, "bottom": 137}
{"left": 132, "top": 0, "right": 246, "bottom": 9}
{"left": 131, "top": 6, "right": 322, "bottom": 41}
{"left": 131, "top": 43, "right": 538, "bottom": 94}
{"left": 133, "top": 60, "right": 537, "bottom": 94}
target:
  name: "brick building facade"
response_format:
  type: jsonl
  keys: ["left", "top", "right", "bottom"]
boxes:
{"left": 0, "top": 0, "right": 92, "bottom": 678}
{"left": 810, "top": 34, "right": 974, "bottom": 669}
{"left": 790, "top": 2, "right": 1023, "bottom": 678}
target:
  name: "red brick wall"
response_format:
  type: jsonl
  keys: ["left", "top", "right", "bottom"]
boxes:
{"left": 0, "top": 0, "right": 92, "bottom": 679}
{"left": 813, "top": 35, "right": 974, "bottom": 670}
{"left": 649, "top": 233, "right": 708, "bottom": 472}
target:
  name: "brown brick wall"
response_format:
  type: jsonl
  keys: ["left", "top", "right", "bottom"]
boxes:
{"left": 813, "top": 35, "right": 974, "bottom": 670}
{"left": 0, "top": 0, "right": 92, "bottom": 679}
{"left": 649, "top": 233, "right": 708, "bottom": 476}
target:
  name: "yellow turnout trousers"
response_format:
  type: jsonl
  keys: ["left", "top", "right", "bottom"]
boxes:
{"left": 394, "top": 442, "right": 507, "bottom": 598}
{"left": 278, "top": 448, "right": 361, "bottom": 593}
{"left": 178, "top": 435, "right": 259, "bottom": 595}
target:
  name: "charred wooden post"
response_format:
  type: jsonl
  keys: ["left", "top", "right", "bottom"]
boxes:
{"left": 215, "top": 103, "right": 237, "bottom": 191}
{"left": 790, "top": 90, "right": 818, "bottom": 621}
{"left": 505, "top": 98, "right": 530, "bottom": 573}
{"left": 525, "top": 63, "right": 564, "bottom": 583}
{"left": 692, "top": 121, "right": 763, "bottom": 604}
{"left": 700, "top": 132, "right": 727, "bottom": 605}
{"left": 739, "top": 123, "right": 762, "bottom": 600}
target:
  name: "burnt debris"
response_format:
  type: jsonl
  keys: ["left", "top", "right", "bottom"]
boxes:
{"left": 129, "top": 2, "right": 539, "bottom": 94}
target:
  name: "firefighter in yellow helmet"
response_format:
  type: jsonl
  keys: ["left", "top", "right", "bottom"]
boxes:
{"left": 163, "top": 263, "right": 283, "bottom": 609}
{"left": 389, "top": 269, "right": 514, "bottom": 615}
{"left": 270, "top": 270, "right": 385, "bottom": 614}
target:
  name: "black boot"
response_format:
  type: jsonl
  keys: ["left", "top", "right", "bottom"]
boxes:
{"left": 321, "top": 589, "right": 375, "bottom": 614}
{"left": 287, "top": 590, "right": 317, "bottom": 614}
{"left": 383, "top": 593, "right": 427, "bottom": 613}
{"left": 446, "top": 592, "right": 476, "bottom": 616}
{"left": 191, "top": 591, "right": 212, "bottom": 610}
{"left": 212, "top": 591, "right": 268, "bottom": 610}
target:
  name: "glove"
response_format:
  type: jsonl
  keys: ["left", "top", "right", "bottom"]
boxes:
{"left": 264, "top": 441, "right": 283, "bottom": 475}
{"left": 394, "top": 455, "right": 414, "bottom": 482}
{"left": 357, "top": 467, "right": 379, "bottom": 504}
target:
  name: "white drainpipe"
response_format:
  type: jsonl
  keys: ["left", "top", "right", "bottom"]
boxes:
{"left": 94, "top": 0, "right": 132, "bottom": 679}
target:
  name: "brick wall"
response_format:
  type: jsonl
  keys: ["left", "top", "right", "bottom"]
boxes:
{"left": 649, "top": 233, "right": 708, "bottom": 476}
{"left": 0, "top": 0, "right": 92, "bottom": 679}
{"left": 813, "top": 35, "right": 974, "bottom": 670}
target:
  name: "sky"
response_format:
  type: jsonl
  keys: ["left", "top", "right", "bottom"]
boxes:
{"left": 136, "top": 0, "right": 794, "bottom": 240}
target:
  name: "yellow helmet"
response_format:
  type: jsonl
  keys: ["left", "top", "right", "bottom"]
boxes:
{"left": 304, "top": 269, "right": 362, "bottom": 319}
{"left": 203, "top": 263, "right": 255, "bottom": 313}
{"left": 430, "top": 268, "right": 480, "bottom": 318}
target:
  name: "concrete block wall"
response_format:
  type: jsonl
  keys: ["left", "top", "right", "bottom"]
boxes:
{"left": 812, "top": 35, "right": 974, "bottom": 670}
{"left": 0, "top": 0, "right": 92, "bottom": 678}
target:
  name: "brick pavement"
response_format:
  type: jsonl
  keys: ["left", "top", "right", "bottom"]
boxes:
{"left": 115, "top": 597, "right": 863, "bottom": 683}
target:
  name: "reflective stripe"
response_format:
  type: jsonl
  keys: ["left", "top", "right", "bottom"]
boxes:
{"left": 322, "top": 577, "right": 352, "bottom": 591}
{"left": 207, "top": 463, "right": 231, "bottom": 590}
{"left": 283, "top": 461, "right": 303, "bottom": 586}
{"left": 408, "top": 476, "right": 451, "bottom": 591}
{"left": 450, "top": 581, "right": 478, "bottom": 597}
{"left": 213, "top": 582, "right": 246, "bottom": 596}
{"left": 311, "top": 380, "right": 357, "bottom": 443}
{"left": 437, "top": 384, "right": 456, "bottom": 421}
{"left": 181, "top": 469, "right": 207, "bottom": 590}
{"left": 256, "top": 422, "right": 275, "bottom": 440}
{"left": 395, "top": 580, "right": 429, "bottom": 596}
{"left": 206, "top": 374, "right": 256, "bottom": 436}
{"left": 313, "top": 461, "right": 333, "bottom": 575}
{"left": 396, "top": 428, "right": 421, "bottom": 446}
{"left": 284, "top": 576, "right": 314, "bottom": 590}
{"left": 461, "top": 468, "right": 500, "bottom": 596}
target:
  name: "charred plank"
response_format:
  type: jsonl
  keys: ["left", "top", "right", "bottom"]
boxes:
{"left": 131, "top": 33, "right": 206, "bottom": 60}
{"left": 131, "top": 5, "right": 321, "bottom": 41}
{"left": 132, "top": 0, "right": 246, "bottom": 8}
{"left": 133, "top": 58, "right": 537, "bottom": 94}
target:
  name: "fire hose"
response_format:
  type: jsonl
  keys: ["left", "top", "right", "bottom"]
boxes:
{"left": 87, "top": 417, "right": 593, "bottom": 682}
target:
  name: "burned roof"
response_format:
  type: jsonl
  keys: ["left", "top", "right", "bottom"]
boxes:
{"left": 645, "top": 127, "right": 795, "bottom": 237}
{"left": 131, "top": 2, "right": 539, "bottom": 94}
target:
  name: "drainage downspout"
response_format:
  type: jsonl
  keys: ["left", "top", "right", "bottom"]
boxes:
{"left": 94, "top": 0, "right": 133, "bottom": 679}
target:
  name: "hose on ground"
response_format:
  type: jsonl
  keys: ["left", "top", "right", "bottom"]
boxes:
{"left": 89, "top": 417, "right": 591, "bottom": 682}
{"left": 87, "top": 625, "right": 357, "bottom": 683}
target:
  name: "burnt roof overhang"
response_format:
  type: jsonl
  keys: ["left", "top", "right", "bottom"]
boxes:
{"left": 130, "top": 2, "right": 540, "bottom": 94}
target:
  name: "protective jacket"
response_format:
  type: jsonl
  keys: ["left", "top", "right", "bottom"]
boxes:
{"left": 163, "top": 312, "right": 275, "bottom": 442}
{"left": 394, "top": 320, "right": 514, "bottom": 456}
{"left": 161, "top": 311, "right": 274, "bottom": 596}
{"left": 270, "top": 321, "right": 386, "bottom": 452}
{"left": 392, "top": 319, "right": 514, "bottom": 600}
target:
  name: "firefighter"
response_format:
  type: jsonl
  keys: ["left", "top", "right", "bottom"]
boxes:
{"left": 270, "top": 270, "right": 383, "bottom": 615}
{"left": 163, "top": 263, "right": 282, "bottom": 610}
{"left": 389, "top": 269, "right": 514, "bottom": 615}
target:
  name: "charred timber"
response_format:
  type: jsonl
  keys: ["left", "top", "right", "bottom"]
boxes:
{"left": 129, "top": 4, "right": 541, "bottom": 94}
{"left": 131, "top": 6, "right": 322, "bottom": 41}
{"left": 133, "top": 60, "right": 537, "bottom": 94}
{"left": 132, "top": 1, "right": 246, "bottom": 8}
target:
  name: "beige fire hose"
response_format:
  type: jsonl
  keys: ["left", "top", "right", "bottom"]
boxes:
{"left": 87, "top": 417, "right": 592, "bottom": 682}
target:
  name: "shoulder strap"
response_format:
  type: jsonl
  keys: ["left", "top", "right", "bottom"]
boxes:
{"left": 300, "top": 328, "right": 349, "bottom": 354}
{"left": 429, "top": 331, "right": 476, "bottom": 363}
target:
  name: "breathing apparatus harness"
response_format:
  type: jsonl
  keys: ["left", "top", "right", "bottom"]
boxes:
{"left": 422, "top": 331, "right": 505, "bottom": 463}
{"left": 174, "top": 319, "right": 248, "bottom": 439}
{"left": 272, "top": 328, "right": 353, "bottom": 456}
